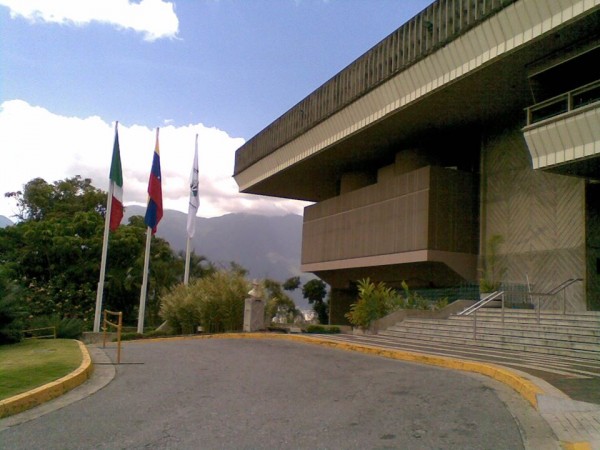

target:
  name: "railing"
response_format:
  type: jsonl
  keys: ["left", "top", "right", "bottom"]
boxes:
{"left": 525, "top": 80, "right": 600, "bottom": 126}
{"left": 457, "top": 291, "right": 503, "bottom": 316}
{"left": 23, "top": 326, "right": 56, "bottom": 340}
{"left": 529, "top": 278, "right": 583, "bottom": 323}
{"left": 102, "top": 310, "right": 123, "bottom": 364}
{"left": 457, "top": 291, "right": 504, "bottom": 340}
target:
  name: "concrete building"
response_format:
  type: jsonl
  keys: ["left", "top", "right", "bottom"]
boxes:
{"left": 234, "top": 0, "right": 600, "bottom": 324}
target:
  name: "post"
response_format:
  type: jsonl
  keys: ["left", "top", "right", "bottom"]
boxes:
{"left": 102, "top": 310, "right": 107, "bottom": 348}
{"left": 501, "top": 292, "right": 505, "bottom": 328}
{"left": 116, "top": 312, "right": 123, "bottom": 364}
{"left": 137, "top": 227, "right": 152, "bottom": 334}
{"left": 473, "top": 309, "right": 477, "bottom": 340}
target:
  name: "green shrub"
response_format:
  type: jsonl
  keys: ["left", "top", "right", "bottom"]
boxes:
{"left": 143, "top": 329, "right": 172, "bottom": 338}
{"left": 195, "top": 270, "right": 249, "bottom": 333}
{"left": 399, "top": 281, "right": 430, "bottom": 310}
{"left": 160, "top": 283, "right": 199, "bottom": 335}
{"left": 345, "top": 278, "right": 402, "bottom": 330}
{"left": 0, "top": 273, "right": 28, "bottom": 344}
{"left": 113, "top": 329, "right": 172, "bottom": 342}
{"left": 305, "top": 324, "right": 340, "bottom": 334}
{"left": 160, "top": 269, "right": 250, "bottom": 334}
{"left": 119, "top": 332, "right": 144, "bottom": 341}
{"left": 346, "top": 279, "right": 448, "bottom": 330}
{"left": 28, "top": 315, "right": 84, "bottom": 339}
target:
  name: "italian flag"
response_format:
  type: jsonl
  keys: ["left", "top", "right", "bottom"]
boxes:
{"left": 109, "top": 124, "right": 123, "bottom": 231}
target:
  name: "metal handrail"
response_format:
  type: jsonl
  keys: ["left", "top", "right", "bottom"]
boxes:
{"left": 23, "top": 326, "right": 57, "bottom": 340}
{"left": 525, "top": 79, "right": 600, "bottom": 126}
{"left": 457, "top": 291, "right": 504, "bottom": 316}
{"left": 457, "top": 291, "right": 505, "bottom": 340}
{"left": 529, "top": 278, "right": 583, "bottom": 322}
{"left": 102, "top": 310, "right": 123, "bottom": 364}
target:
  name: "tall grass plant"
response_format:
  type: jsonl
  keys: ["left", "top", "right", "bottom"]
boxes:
{"left": 160, "top": 269, "right": 250, "bottom": 334}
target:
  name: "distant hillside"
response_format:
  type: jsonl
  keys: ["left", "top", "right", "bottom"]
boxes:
{"left": 0, "top": 216, "right": 13, "bottom": 228}
{"left": 124, "top": 206, "right": 311, "bottom": 307}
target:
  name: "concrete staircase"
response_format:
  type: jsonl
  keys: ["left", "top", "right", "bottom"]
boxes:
{"left": 378, "top": 309, "right": 600, "bottom": 361}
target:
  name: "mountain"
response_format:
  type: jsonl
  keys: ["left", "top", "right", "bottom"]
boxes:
{"left": 124, "top": 206, "right": 311, "bottom": 307}
{"left": 0, "top": 216, "right": 14, "bottom": 228}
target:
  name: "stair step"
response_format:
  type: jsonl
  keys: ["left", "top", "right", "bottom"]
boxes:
{"left": 449, "top": 316, "right": 600, "bottom": 329}
{"left": 453, "top": 311, "right": 600, "bottom": 322}
{"left": 400, "top": 318, "right": 600, "bottom": 337}
{"left": 383, "top": 326, "right": 600, "bottom": 352}
{"left": 347, "top": 333, "right": 600, "bottom": 368}
{"left": 456, "top": 310, "right": 600, "bottom": 326}
{"left": 388, "top": 323, "right": 600, "bottom": 344}
{"left": 472, "top": 309, "right": 600, "bottom": 318}
{"left": 378, "top": 329, "right": 600, "bottom": 360}
{"left": 379, "top": 308, "right": 600, "bottom": 360}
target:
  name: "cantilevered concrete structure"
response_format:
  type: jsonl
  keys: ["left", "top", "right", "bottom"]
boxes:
{"left": 234, "top": 0, "right": 600, "bottom": 323}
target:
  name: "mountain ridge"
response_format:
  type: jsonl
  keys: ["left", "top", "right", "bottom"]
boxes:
{"left": 124, "top": 205, "right": 307, "bottom": 291}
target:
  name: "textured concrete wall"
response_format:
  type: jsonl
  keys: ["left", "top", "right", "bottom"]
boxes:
{"left": 482, "top": 129, "right": 586, "bottom": 311}
{"left": 302, "top": 165, "right": 477, "bottom": 264}
{"left": 586, "top": 184, "right": 600, "bottom": 310}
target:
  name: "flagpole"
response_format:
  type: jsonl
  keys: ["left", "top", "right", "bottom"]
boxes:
{"left": 184, "top": 133, "right": 199, "bottom": 286}
{"left": 137, "top": 226, "right": 152, "bottom": 334}
{"left": 94, "top": 182, "right": 113, "bottom": 332}
{"left": 94, "top": 121, "right": 118, "bottom": 333}
{"left": 184, "top": 236, "right": 192, "bottom": 285}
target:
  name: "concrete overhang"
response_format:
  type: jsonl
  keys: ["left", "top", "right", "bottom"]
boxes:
{"left": 234, "top": 1, "right": 600, "bottom": 202}
{"left": 524, "top": 100, "right": 600, "bottom": 178}
{"left": 302, "top": 250, "right": 477, "bottom": 284}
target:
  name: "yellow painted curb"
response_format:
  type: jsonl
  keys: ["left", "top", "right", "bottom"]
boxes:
{"left": 561, "top": 442, "right": 592, "bottom": 450}
{"left": 0, "top": 340, "right": 93, "bottom": 419}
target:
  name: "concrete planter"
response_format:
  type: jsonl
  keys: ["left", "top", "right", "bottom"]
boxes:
{"left": 351, "top": 327, "right": 375, "bottom": 336}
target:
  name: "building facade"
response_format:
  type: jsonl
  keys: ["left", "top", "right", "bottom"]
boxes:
{"left": 234, "top": 0, "right": 600, "bottom": 323}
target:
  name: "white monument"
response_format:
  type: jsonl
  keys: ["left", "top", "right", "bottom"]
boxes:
{"left": 243, "top": 280, "right": 265, "bottom": 332}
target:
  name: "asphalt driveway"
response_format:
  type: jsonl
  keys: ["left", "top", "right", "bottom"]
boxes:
{"left": 0, "top": 337, "right": 537, "bottom": 449}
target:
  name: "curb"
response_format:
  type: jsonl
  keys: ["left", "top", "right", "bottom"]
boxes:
{"left": 0, "top": 340, "right": 93, "bottom": 419}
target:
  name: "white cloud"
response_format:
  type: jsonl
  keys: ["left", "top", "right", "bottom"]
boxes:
{"left": 0, "top": 100, "right": 310, "bottom": 220}
{"left": 0, "top": 0, "right": 179, "bottom": 41}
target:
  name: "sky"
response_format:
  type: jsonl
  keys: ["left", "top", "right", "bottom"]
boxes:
{"left": 0, "top": 0, "right": 432, "bottom": 222}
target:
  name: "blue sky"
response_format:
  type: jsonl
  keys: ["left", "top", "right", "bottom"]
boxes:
{"left": 0, "top": 0, "right": 431, "bottom": 220}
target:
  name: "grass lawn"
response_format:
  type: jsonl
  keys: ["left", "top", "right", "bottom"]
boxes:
{"left": 0, "top": 339, "right": 82, "bottom": 401}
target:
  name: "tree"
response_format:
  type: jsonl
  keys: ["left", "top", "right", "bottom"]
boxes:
{"left": 6, "top": 176, "right": 105, "bottom": 222}
{"left": 282, "top": 276, "right": 301, "bottom": 291}
{"left": 0, "top": 176, "right": 187, "bottom": 328}
{"left": 228, "top": 261, "right": 248, "bottom": 277}
{"left": 263, "top": 278, "right": 301, "bottom": 324}
{"left": 302, "top": 279, "right": 328, "bottom": 324}
{"left": 0, "top": 267, "right": 28, "bottom": 344}
{"left": 101, "top": 215, "right": 186, "bottom": 325}
{"left": 177, "top": 251, "right": 216, "bottom": 282}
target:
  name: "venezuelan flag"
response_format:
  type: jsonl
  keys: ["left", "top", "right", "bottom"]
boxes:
{"left": 145, "top": 128, "right": 163, "bottom": 234}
